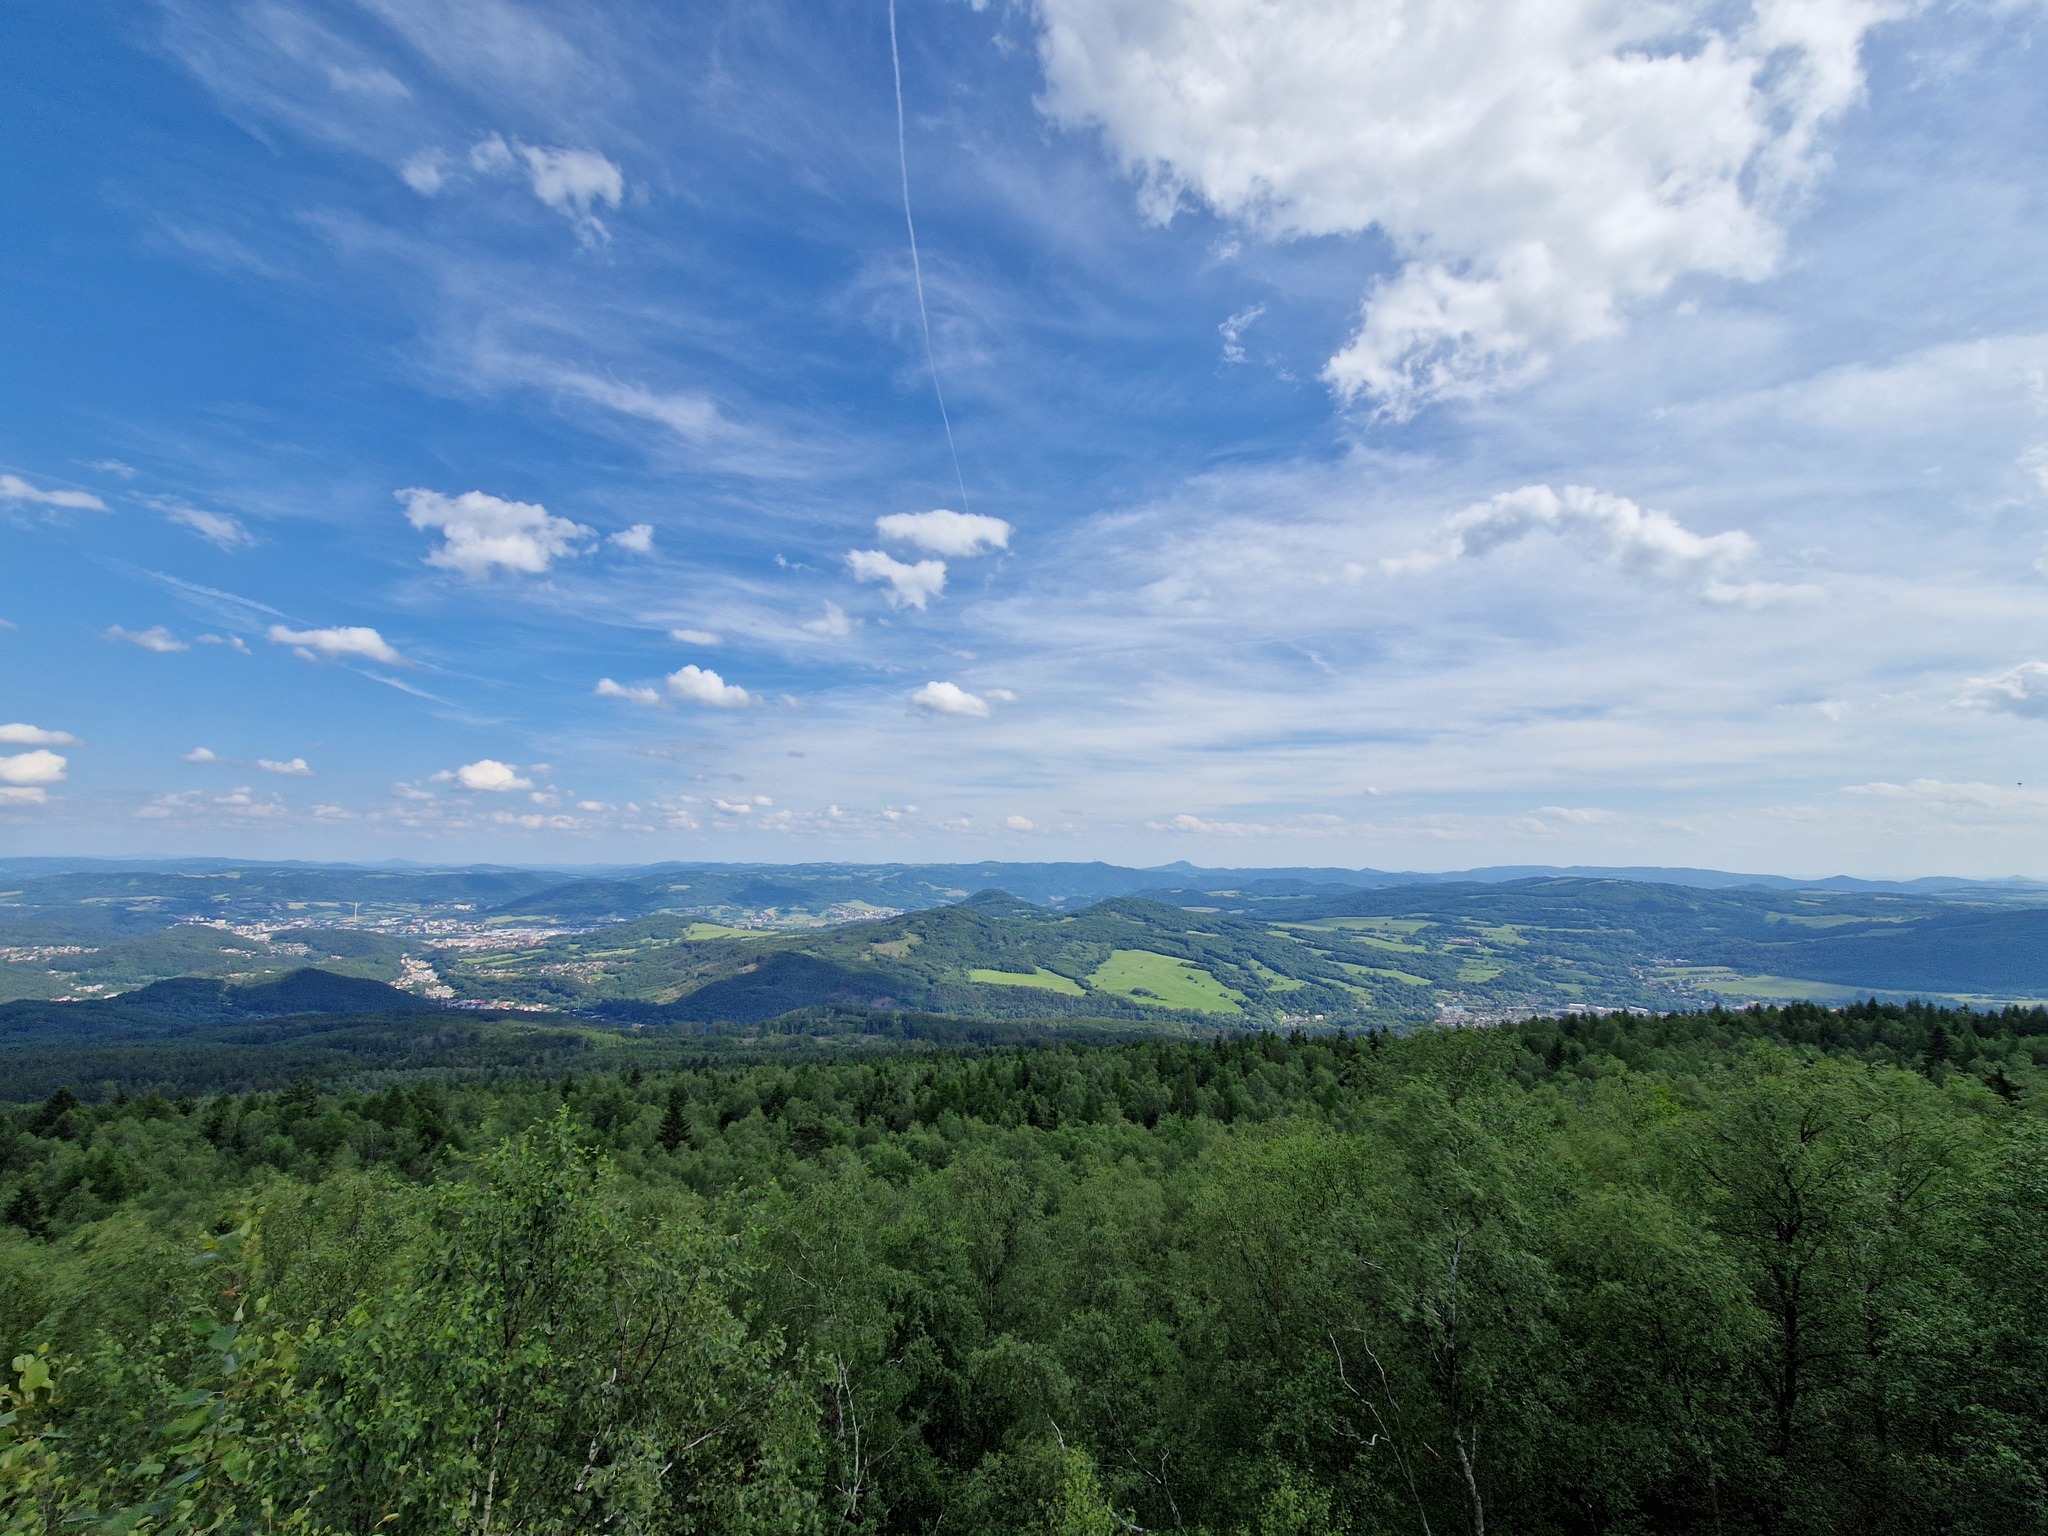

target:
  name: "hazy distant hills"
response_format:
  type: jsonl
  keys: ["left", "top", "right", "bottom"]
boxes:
{"left": 4, "top": 861, "right": 2048, "bottom": 1048}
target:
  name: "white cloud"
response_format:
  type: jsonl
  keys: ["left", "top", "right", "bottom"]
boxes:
{"left": 0, "top": 749, "right": 67, "bottom": 787}
{"left": 910, "top": 681, "right": 991, "bottom": 717}
{"left": 1702, "top": 580, "right": 1827, "bottom": 608}
{"left": 0, "top": 724, "right": 79, "bottom": 747}
{"left": 267, "top": 624, "right": 403, "bottom": 664}
{"left": 196, "top": 633, "right": 253, "bottom": 653}
{"left": 519, "top": 144, "right": 624, "bottom": 237}
{"left": 105, "top": 624, "right": 189, "bottom": 653}
{"left": 163, "top": 504, "right": 254, "bottom": 549}
{"left": 1955, "top": 661, "right": 2048, "bottom": 720}
{"left": 470, "top": 134, "right": 516, "bottom": 175}
{"left": 399, "top": 487, "right": 593, "bottom": 577}
{"left": 84, "top": 459, "right": 136, "bottom": 478}
{"left": 1387, "top": 484, "right": 1758, "bottom": 587}
{"left": 847, "top": 549, "right": 947, "bottom": 609}
{"left": 1147, "top": 812, "right": 1273, "bottom": 836}
{"left": 0, "top": 787, "right": 47, "bottom": 806}
{"left": 668, "top": 627, "right": 721, "bottom": 646}
{"left": 212, "top": 786, "right": 286, "bottom": 819}
{"left": 257, "top": 756, "right": 313, "bottom": 776}
{"left": 183, "top": 747, "right": 218, "bottom": 763}
{"left": 1003, "top": 814, "right": 1037, "bottom": 831}
{"left": 1037, "top": 0, "right": 1890, "bottom": 416}
{"left": 545, "top": 372, "right": 734, "bottom": 446}
{"left": 611, "top": 523, "right": 655, "bottom": 553}
{"left": 595, "top": 677, "right": 662, "bottom": 706}
{"left": 876, "top": 509, "right": 1013, "bottom": 557}
{"left": 401, "top": 148, "right": 450, "bottom": 193}
{"left": 666, "top": 664, "right": 750, "bottom": 707}
{"left": 470, "top": 135, "right": 625, "bottom": 243}
{"left": 437, "top": 759, "right": 532, "bottom": 792}
{"left": 1219, "top": 303, "right": 1265, "bottom": 364}
{"left": 0, "top": 473, "right": 105, "bottom": 511}
{"left": 803, "top": 602, "right": 854, "bottom": 636}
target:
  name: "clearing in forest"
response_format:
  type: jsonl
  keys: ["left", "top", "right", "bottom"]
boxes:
{"left": 1089, "top": 949, "right": 1244, "bottom": 1014}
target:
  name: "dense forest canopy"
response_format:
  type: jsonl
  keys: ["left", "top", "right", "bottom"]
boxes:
{"left": 6, "top": 998, "right": 2048, "bottom": 1533}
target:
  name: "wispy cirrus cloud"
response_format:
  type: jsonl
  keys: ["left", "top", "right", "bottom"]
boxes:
{"left": 1, "top": 473, "right": 105, "bottom": 511}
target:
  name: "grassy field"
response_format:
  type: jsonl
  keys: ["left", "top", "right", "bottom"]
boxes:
{"left": 968, "top": 966, "right": 1087, "bottom": 997}
{"left": 1088, "top": 949, "right": 1244, "bottom": 1014}
{"left": 1337, "top": 961, "right": 1433, "bottom": 988}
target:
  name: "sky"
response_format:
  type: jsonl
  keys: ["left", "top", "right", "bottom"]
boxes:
{"left": 4, "top": 0, "right": 2048, "bottom": 876}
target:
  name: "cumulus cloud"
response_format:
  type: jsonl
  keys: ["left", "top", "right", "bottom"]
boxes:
{"left": 666, "top": 664, "right": 750, "bottom": 707}
{"left": 847, "top": 549, "right": 947, "bottom": 609}
{"left": 0, "top": 749, "right": 68, "bottom": 787}
{"left": 595, "top": 677, "right": 662, "bottom": 706}
{"left": 802, "top": 602, "right": 854, "bottom": 637}
{"left": 211, "top": 786, "right": 286, "bottom": 819}
{"left": 470, "top": 135, "right": 624, "bottom": 243}
{"left": 669, "top": 628, "right": 721, "bottom": 645}
{"left": 162, "top": 504, "right": 253, "bottom": 548}
{"left": 519, "top": 145, "right": 624, "bottom": 233}
{"left": 1003, "top": 814, "right": 1037, "bottom": 831}
{"left": 877, "top": 509, "right": 1013, "bottom": 557}
{"left": 1955, "top": 661, "right": 2048, "bottom": 720}
{"left": 1037, "top": 0, "right": 1888, "bottom": 416}
{"left": 0, "top": 724, "right": 79, "bottom": 747}
{"left": 1386, "top": 484, "right": 1758, "bottom": 588}
{"left": 399, "top": 488, "right": 593, "bottom": 578}
{"left": 257, "top": 757, "right": 313, "bottom": 776}
{"left": 611, "top": 523, "right": 655, "bottom": 553}
{"left": 183, "top": 747, "right": 218, "bottom": 763}
{"left": 267, "top": 625, "right": 403, "bottom": 664}
{"left": 436, "top": 759, "right": 532, "bottom": 792}
{"left": 105, "top": 624, "right": 189, "bottom": 653}
{"left": 0, "top": 473, "right": 105, "bottom": 511}
{"left": 910, "top": 681, "right": 991, "bottom": 717}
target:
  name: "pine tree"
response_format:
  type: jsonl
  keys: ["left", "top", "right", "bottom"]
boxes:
{"left": 657, "top": 1084, "right": 689, "bottom": 1152}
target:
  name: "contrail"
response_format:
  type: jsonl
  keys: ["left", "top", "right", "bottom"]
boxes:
{"left": 887, "top": 0, "right": 972, "bottom": 516}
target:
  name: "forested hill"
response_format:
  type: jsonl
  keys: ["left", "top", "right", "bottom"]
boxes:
{"left": 11, "top": 874, "right": 2048, "bottom": 1055}
{"left": 5, "top": 1000, "right": 2048, "bottom": 1534}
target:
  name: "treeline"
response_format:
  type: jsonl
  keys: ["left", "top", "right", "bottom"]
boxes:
{"left": 5, "top": 1001, "right": 2048, "bottom": 1532}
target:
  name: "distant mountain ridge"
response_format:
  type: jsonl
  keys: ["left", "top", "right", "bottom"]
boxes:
{"left": 2, "top": 855, "right": 2039, "bottom": 896}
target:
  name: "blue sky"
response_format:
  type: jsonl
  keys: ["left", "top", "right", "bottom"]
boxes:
{"left": 5, "top": 0, "right": 2048, "bottom": 875}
